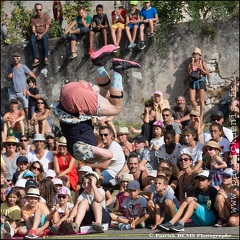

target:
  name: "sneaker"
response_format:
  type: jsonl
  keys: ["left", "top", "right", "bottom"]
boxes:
{"left": 4, "top": 221, "right": 14, "bottom": 237}
{"left": 214, "top": 217, "right": 228, "bottom": 227}
{"left": 91, "top": 44, "right": 118, "bottom": 66}
{"left": 112, "top": 58, "right": 141, "bottom": 72}
{"left": 157, "top": 221, "right": 173, "bottom": 231}
{"left": 127, "top": 42, "right": 137, "bottom": 50}
{"left": 69, "top": 53, "right": 77, "bottom": 60}
{"left": 169, "top": 221, "right": 185, "bottom": 232}
{"left": 119, "top": 223, "right": 131, "bottom": 230}
{"left": 91, "top": 223, "right": 105, "bottom": 233}
{"left": 137, "top": 221, "right": 145, "bottom": 228}
{"left": 139, "top": 42, "right": 146, "bottom": 50}
{"left": 88, "top": 48, "right": 94, "bottom": 55}
{"left": 25, "top": 229, "right": 39, "bottom": 239}
{"left": 65, "top": 222, "right": 79, "bottom": 234}
{"left": 51, "top": 225, "right": 60, "bottom": 234}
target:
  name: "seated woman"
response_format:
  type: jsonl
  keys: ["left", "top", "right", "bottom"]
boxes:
{"left": 53, "top": 136, "right": 78, "bottom": 191}
{"left": 2, "top": 99, "right": 25, "bottom": 141}
{"left": 30, "top": 98, "right": 52, "bottom": 137}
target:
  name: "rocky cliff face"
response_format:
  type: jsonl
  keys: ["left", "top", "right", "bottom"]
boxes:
{"left": 1, "top": 17, "right": 239, "bottom": 125}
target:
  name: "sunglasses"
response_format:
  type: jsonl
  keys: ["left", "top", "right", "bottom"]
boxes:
{"left": 37, "top": 102, "right": 44, "bottom": 104}
{"left": 211, "top": 117, "right": 222, "bottom": 121}
{"left": 32, "top": 166, "right": 41, "bottom": 171}
{"left": 20, "top": 139, "right": 28, "bottom": 142}
{"left": 206, "top": 147, "right": 214, "bottom": 151}
{"left": 179, "top": 158, "right": 190, "bottom": 162}
{"left": 162, "top": 114, "right": 169, "bottom": 117}
{"left": 58, "top": 195, "right": 67, "bottom": 199}
{"left": 34, "top": 140, "right": 44, "bottom": 143}
{"left": 145, "top": 104, "right": 152, "bottom": 107}
{"left": 7, "top": 143, "right": 17, "bottom": 146}
{"left": 36, "top": 9, "right": 42, "bottom": 12}
{"left": 99, "top": 133, "right": 108, "bottom": 137}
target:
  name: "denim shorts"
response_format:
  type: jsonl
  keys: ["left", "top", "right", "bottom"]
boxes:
{"left": 9, "top": 90, "right": 28, "bottom": 109}
{"left": 126, "top": 23, "right": 140, "bottom": 30}
{"left": 101, "top": 170, "right": 114, "bottom": 185}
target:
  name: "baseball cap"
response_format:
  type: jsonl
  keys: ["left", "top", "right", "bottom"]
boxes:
{"left": 46, "top": 169, "right": 56, "bottom": 178}
{"left": 147, "top": 170, "right": 157, "bottom": 178}
{"left": 126, "top": 180, "right": 140, "bottom": 190}
{"left": 134, "top": 135, "right": 146, "bottom": 143}
{"left": 154, "top": 91, "right": 162, "bottom": 96}
{"left": 12, "top": 51, "right": 21, "bottom": 57}
{"left": 194, "top": 170, "right": 212, "bottom": 180}
{"left": 78, "top": 166, "right": 92, "bottom": 172}
{"left": 52, "top": 178, "right": 63, "bottom": 186}
{"left": 16, "top": 156, "right": 28, "bottom": 165}
{"left": 46, "top": 132, "right": 55, "bottom": 138}
{"left": 25, "top": 179, "right": 39, "bottom": 188}
{"left": 85, "top": 171, "right": 99, "bottom": 180}
{"left": 211, "top": 110, "right": 224, "bottom": 118}
{"left": 58, "top": 186, "right": 71, "bottom": 195}
{"left": 222, "top": 168, "right": 236, "bottom": 178}
{"left": 14, "top": 179, "right": 27, "bottom": 188}
{"left": 23, "top": 170, "right": 34, "bottom": 179}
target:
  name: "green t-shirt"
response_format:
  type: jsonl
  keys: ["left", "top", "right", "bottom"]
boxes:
{"left": 75, "top": 14, "right": 92, "bottom": 28}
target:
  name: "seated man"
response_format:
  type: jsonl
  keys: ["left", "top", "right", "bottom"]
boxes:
{"left": 30, "top": 3, "right": 51, "bottom": 66}
{"left": 52, "top": 44, "right": 141, "bottom": 163}
{"left": 2, "top": 99, "right": 25, "bottom": 141}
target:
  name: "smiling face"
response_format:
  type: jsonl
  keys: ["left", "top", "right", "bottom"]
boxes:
{"left": 28, "top": 196, "right": 39, "bottom": 207}
{"left": 164, "top": 133, "right": 175, "bottom": 145}
{"left": 99, "top": 128, "right": 112, "bottom": 146}
{"left": 7, "top": 193, "right": 18, "bottom": 206}
{"left": 127, "top": 156, "right": 139, "bottom": 174}
{"left": 179, "top": 154, "right": 193, "bottom": 170}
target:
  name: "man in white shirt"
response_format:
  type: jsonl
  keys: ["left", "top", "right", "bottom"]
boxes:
{"left": 204, "top": 110, "right": 233, "bottom": 143}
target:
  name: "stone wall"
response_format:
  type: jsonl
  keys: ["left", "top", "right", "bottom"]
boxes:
{"left": 1, "top": 17, "right": 239, "bottom": 125}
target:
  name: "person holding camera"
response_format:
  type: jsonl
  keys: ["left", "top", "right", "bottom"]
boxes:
{"left": 187, "top": 48, "right": 209, "bottom": 120}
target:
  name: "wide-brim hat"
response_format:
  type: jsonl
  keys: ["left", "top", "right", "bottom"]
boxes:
{"left": 57, "top": 136, "right": 67, "bottom": 146}
{"left": 118, "top": 173, "right": 134, "bottom": 184}
{"left": 202, "top": 140, "right": 222, "bottom": 153}
{"left": 2, "top": 136, "right": 20, "bottom": 147}
{"left": 114, "top": 1, "right": 123, "bottom": 7}
{"left": 190, "top": 110, "right": 200, "bottom": 117}
{"left": 117, "top": 127, "right": 130, "bottom": 135}
{"left": 26, "top": 188, "right": 40, "bottom": 198}
{"left": 192, "top": 47, "right": 201, "bottom": 56}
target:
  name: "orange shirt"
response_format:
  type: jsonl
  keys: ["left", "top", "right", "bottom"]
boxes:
{"left": 22, "top": 201, "right": 49, "bottom": 220}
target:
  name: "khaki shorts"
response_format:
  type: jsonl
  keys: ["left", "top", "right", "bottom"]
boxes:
{"left": 111, "top": 23, "right": 125, "bottom": 30}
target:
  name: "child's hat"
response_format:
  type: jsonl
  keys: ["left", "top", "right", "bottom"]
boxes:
{"left": 202, "top": 140, "right": 222, "bottom": 152}
{"left": 147, "top": 170, "right": 157, "bottom": 178}
{"left": 114, "top": 1, "right": 123, "bottom": 7}
{"left": 25, "top": 179, "right": 39, "bottom": 188}
{"left": 118, "top": 173, "right": 134, "bottom": 183}
{"left": 130, "top": 1, "right": 138, "bottom": 5}
{"left": 222, "top": 168, "right": 236, "bottom": 178}
{"left": 126, "top": 180, "right": 140, "bottom": 190}
{"left": 52, "top": 178, "right": 63, "bottom": 186}
{"left": 152, "top": 120, "right": 164, "bottom": 128}
{"left": 194, "top": 170, "right": 212, "bottom": 180}
{"left": 23, "top": 170, "right": 34, "bottom": 179}
{"left": 58, "top": 186, "right": 71, "bottom": 195}
{"left": 85, "top": 171, "right": 99, "bottom": 180}
{"left": 78, "top": 165, "right": 93, "bottom": 172}
{"left": 26, "top": 188, "right": 40, "bottom": 198}
{"left": 14, "top": 179, "right": 27, "bottom": 188}
{"left": 192, "top": 47, "right": 202, "bottom": 56}
{"left": 46, "top": 169, "right": 56, "bottom": 178}
{"left": 16, "top": 156, "right": 28, "bottom": 165}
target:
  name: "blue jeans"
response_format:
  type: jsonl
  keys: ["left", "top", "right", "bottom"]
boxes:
{"left": 30, "top": 33, "right": 50, "bottom": 59}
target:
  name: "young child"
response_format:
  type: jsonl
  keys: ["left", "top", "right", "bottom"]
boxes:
{"left": 151, "top": 175, "right": 180, "bottom": 230}
{"left": 158, "top": 170, "right": 218, "bottom": 232}
{"left": 17, "top": 188, "right": 50, "bottom": 239}
{"left": 116, "top": 180, "right": 148, "bottom": 230}
{"left": 13, "top": 178, "right": 27, "bottom": 207}
{"left": 26, "top": 77, "right": 39, "bottom": 132}
{"left": 50, "top": 186, "right": 74, "bottom": 234}
{"left": 149, "top": 120, "right": 165, "bottom": 170}
{"left": 88, "top": 4, "right": 109, "bottom": 54}
{"left": 203, "top": 140, "right": 227, "bottom": 187}
{"left": 110, "top": 173, "right": 133, "bottom": 220}
{"left": 0, "top": 184, "right": 9, "bottom": 204}
{"left": 12, "top": 156, "right": 29, "bottom": 185}
{"left": 65, "top": 171, "right": 111, "bottom": 233}
{"left": 139, "top": 0, "right": 158, "bottom": 50}
{"left": 125, "top": 1, "right": 140, "bottom": 50}
{"left": 1, "top": 188, "right": 22, "bottom": 238}
{"left": 214, "top": 168, "right": 239, "bottom": 227}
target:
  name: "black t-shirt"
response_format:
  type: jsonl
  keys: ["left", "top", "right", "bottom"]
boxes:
{"left": 172, "top": 105, "right": 192, "bottom": 129}
{"left": 29, "top": 87, "right": 39, "bottom": 106}
{"left": 92, "top": 13, "right": 109, "bottom": 30}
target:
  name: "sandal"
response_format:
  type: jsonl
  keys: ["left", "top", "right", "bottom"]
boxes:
{"left": 32, "top": 60, "right": 40, "bottom": 67}
{"left": 44, "top": 58, "right": 49, "bottom": 65}
{"left": 69, "top": 53, "right": 77, "bottom": 60}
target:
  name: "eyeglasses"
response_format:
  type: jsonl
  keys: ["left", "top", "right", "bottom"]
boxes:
{"left": 37, "top": 102, "right": 44, "bottom": 104}
{"left": 206, "top": 147, "right": 214, "bottom": 151}
{"left": 7, "top": 143, "right": 17, "bottom": 146}
{"left": 162, "top": 114, "right": 169, "bottom": 117}
{"left": 99, "top": 133, "right": 108, "bottom": 137}
{"left": 36, "top": 9, "right": 42, "bottom": 12}
{"left": 58, "top": 195, "right": 67, "bottom": 199}
{"left": 32, "top": 166, "right": 41, "bottom": 171}
{"left": 20, "top": 139, "right": 28, "bottom": 142}
{"left": 179, "top": 158, "right": 190, "bottom": 162}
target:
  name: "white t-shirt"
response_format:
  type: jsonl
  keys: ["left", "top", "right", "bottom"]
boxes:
{"left": 77, "top": 188, "right": 106, "bottom": 208}
{"left": 204, "top": 126, "right": 233, "bottom": 143}
{"left": 156, "top": 143, "right": 182, "bottom": 165}
{"left": 26, "top": 150, "right": 53, "bottom": 174}
{"left": 105, "top": 141, "right": 125, "bottom": 178}
{"left": 149, "top": 137, "right": 165, "bottom": 170}
{"left": 179, "top": 142, "right": 203, "bottom": 166}
{"left": 217, "top": 137, "right": 230, "bottom": 159}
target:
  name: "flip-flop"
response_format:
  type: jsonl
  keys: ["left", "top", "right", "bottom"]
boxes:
{"left": 32, "top": 61, "right": 40, "bottom": 67}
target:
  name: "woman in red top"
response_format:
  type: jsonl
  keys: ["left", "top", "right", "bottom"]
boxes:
{"left": 53, "top": 136, "right": 78, "bottom": 191}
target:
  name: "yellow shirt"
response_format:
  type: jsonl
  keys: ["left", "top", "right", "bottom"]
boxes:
{"left": 1, "top": 202, "right": 21, "bottom": 223}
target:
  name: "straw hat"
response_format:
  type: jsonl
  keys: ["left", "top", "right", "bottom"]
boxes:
{"left": 202, "top": 140, "right": 222, "bottom": 152}
{"left": 118, "top": 173, "right": 134, "bottom": 183}
{"left": 190, "top": 110, "right": 200, "bottom": 117}
{"left": 114, "top": 1, "right": 123, "bottom": 7}
{"left": 117, "top": 127, "right": 130, "bottom": 135}
{"left": 26, "top": 188, "right": 40, "bottom": 198}
{"left": 57, "top": 136, "right": 67, "bottom": 146}
{"left": 2, "top": 136, "right": 20, "bottom": 147}
{"left": 192, "top": 47, "right": 201, "bottom": 56}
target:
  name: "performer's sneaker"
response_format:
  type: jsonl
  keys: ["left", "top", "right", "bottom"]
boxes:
{"left": 112, "top": 58, "right": 141, "bottom": 73}
{"left": 91, "top": 44, "right": 117, "bottom": 66}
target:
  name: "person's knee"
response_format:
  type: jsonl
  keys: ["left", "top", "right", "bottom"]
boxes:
{"left": 228, "top": 216, "right": 239, "bottom": 227}
{"left": 164, "top": 198, "right": 174, "bottom": 207}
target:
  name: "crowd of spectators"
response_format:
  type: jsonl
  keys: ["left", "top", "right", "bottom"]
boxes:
{"left": 0, "top": 0, "right": 239, "bottom": 239}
